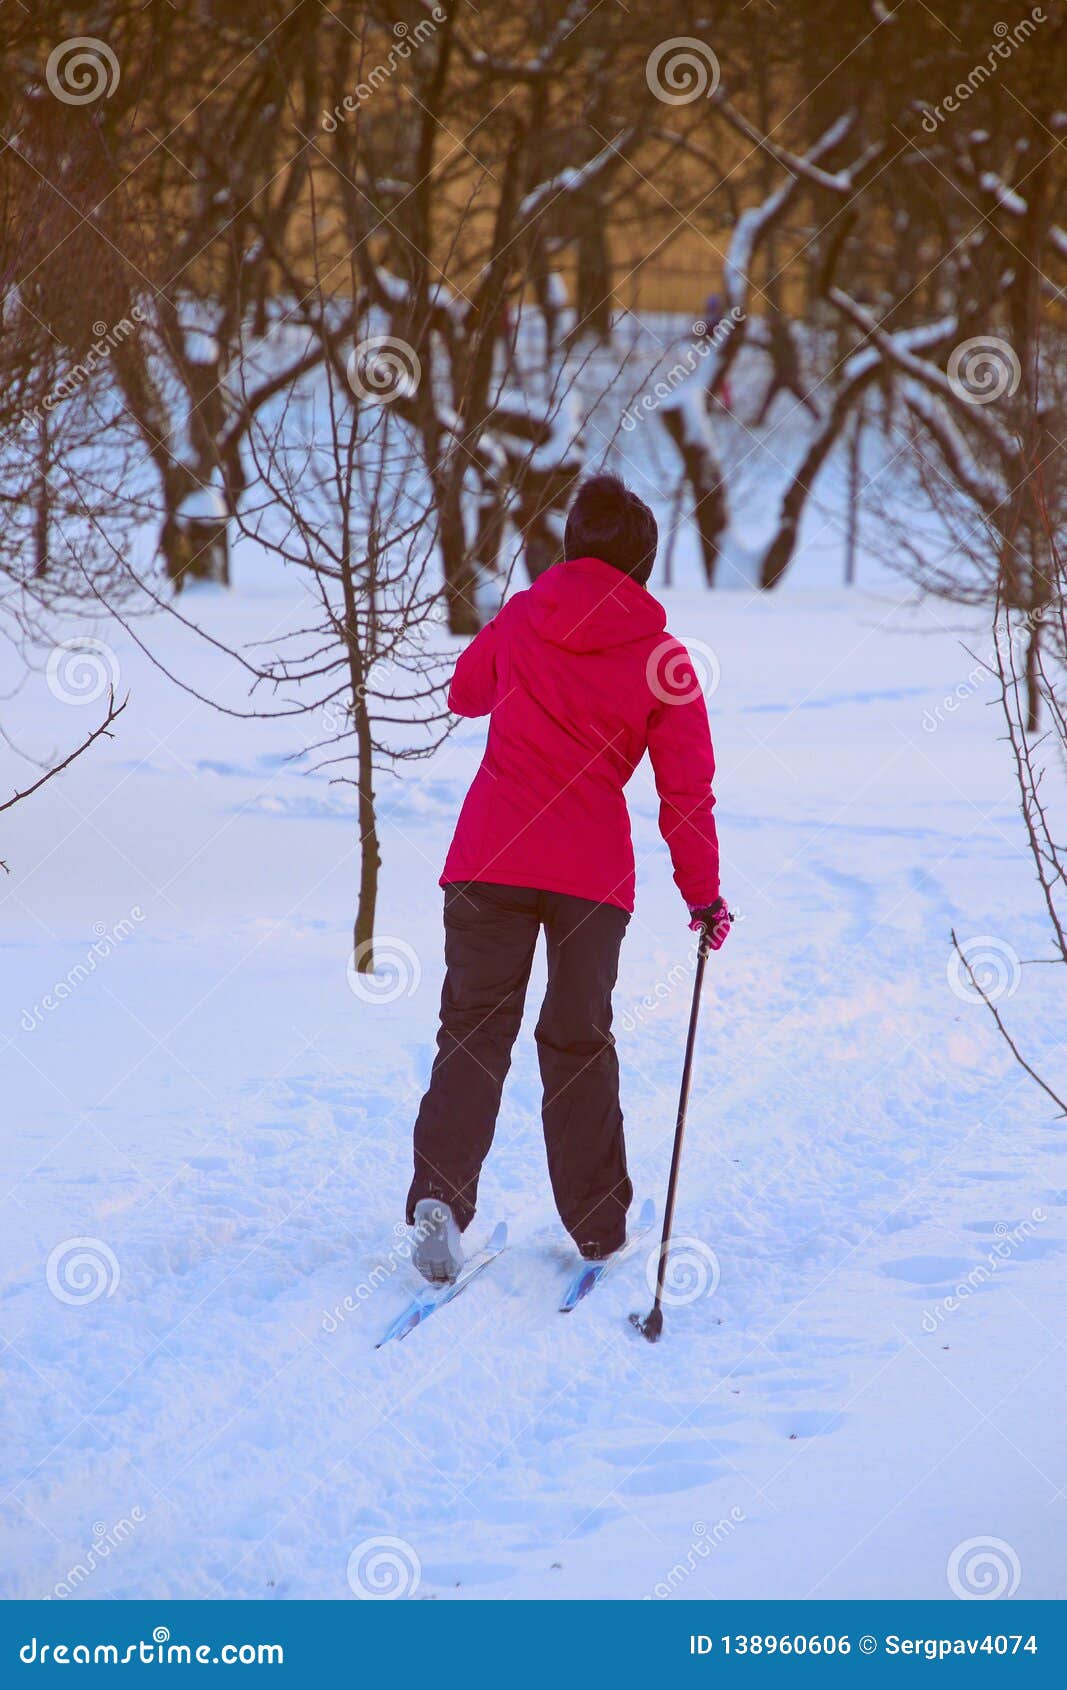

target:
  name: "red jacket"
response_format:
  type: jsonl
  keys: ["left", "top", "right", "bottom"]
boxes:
{"left": 440, "top": 556, "right": 720, "bottom": 913}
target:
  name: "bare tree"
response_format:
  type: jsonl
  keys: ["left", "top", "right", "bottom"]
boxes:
{"left": 951, "top": 549, "right": 1067, "bottom": 1116}
{"left": 0, "top": 2, "right": 146, "bottom": 820}
{"left": 0, "top": 689, "right": 127, "bottom": 874}
{"left": 316, "top": 0, "right": 650, "bottom": 629}
{"left": 235, "top": 339, "right": 454, "bottom": 970}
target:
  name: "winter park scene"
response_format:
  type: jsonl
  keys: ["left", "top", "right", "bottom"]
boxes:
{"left": 3, "top": 0, "right": 1067, "bottom": 1617}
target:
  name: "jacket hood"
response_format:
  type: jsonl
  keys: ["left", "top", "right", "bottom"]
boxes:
{"left": 525, "top": 556, "right": 666, "bottom": 654}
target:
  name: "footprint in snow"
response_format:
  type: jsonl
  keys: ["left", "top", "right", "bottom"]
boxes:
{"left": 619, "top": 1460, "right": 726, "bottom": 1497}
{"left": 598, "top": 1435, "right": 728, "bottom": 1469}
{"left": 1004, "top": 1237, "right": 1062, "bottom": 1262}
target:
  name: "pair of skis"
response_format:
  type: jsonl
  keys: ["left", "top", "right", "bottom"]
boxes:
{"left": 375, "top": 1198, "right": 655, "bottom": 1350}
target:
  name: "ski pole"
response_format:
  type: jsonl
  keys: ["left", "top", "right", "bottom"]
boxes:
{"left": 630, "top": 924, "right": 712, "bottom": 1343}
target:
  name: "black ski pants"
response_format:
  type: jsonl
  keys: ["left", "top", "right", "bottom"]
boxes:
{"left": 406, "top": 881, "right": 632, "bottom": 1254}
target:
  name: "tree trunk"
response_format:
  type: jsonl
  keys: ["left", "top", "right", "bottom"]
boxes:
{"left": 844, "top": 405, "right": 862, "bottom": 586}
{"left": 471, "top": 476, "right": 507, "bottom": 586}
{"left": 573, "top": 202, "right": 612, "bottom": 345}
{"left": 352, "top": 687, "right": 380, "bottom": 971}
{"left": 515, "top": 458, "right": 579, "bottom": 583}
{"left": 437, "top": 476, "right": 481, "bottom": 634}
{"left": 659, "top": 402, "right": 726, "bottom": 586}
{"left": 760, "top": 370, "right": 876, "bottom": 589}
{"left": 1025, "top": 616, "right": 1041, "bottom": 737}
{"left": 340, "top": 553, "right": 381, "bottom": 970}
{"left": 161, "top": 509, "right": 231, "bottom": 589}
{"left": 34, "top": 414, "right": 50, "bottom": 578}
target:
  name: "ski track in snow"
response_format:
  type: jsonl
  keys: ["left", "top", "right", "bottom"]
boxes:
{"left": 2, "top": 551, "right": 1066, "bottom": 1600}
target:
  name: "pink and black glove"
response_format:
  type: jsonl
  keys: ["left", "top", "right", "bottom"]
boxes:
{"left": 688, "top": 896, "right": 733, "bottom": 951}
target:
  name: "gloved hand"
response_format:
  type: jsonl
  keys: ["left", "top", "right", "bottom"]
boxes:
{"left": 688, "top": 896, "right": 733, "bottom": 951}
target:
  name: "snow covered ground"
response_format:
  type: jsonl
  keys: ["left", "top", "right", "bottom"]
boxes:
{"left": 2, "top": 388, "right": 1066, "bottom": 1602}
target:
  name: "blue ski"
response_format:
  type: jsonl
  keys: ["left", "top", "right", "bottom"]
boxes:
{"left": 559, "top": 1198, "right": 656, "bottom": 1313}
{"left": 375, "top": 1221, "right": 507, "bottom": 1348}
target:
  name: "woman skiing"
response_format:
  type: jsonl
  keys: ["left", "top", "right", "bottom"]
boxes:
{"left": 407, "top": 472, "right": 730, "bottom": 1282}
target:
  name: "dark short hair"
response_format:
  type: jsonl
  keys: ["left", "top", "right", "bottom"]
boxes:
{"left": 564, "top": 472, "right": 658, "bottom": 586}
